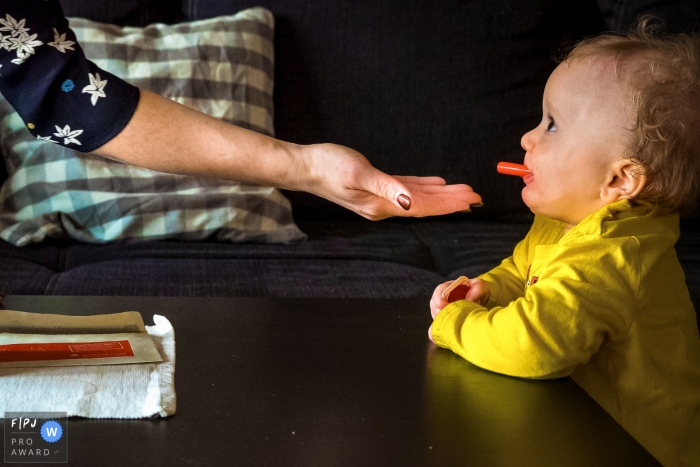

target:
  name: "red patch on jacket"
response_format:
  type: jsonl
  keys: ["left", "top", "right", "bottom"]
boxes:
{"left": 526, "top": 265, "right": 538, "bottom": 286}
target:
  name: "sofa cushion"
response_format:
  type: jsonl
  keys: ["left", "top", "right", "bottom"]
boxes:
{"left": 0, "top": 257, "right": 55, "bottom": 295}
{"left": 59, "top": 221, "right": 434, "bottom": 270}
{"left": 28, "top": 258, "right": 446, "bottom": 298}
{"left": 0, "top": 219, "right": 519, "bottom": 297}
{"left": 0, "top": 8, "right": 306, "bottom": 246}
{"left": 411, "top": 220, "right": 532, "bottom": 278}
{"left": 0, "top": 219, "right": 533, "bottom": 300}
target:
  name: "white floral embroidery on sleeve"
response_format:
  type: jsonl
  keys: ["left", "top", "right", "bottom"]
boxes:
{"left": 53, "top": 125, "right": 83, "bottom": 146}
{"left": 8, "top": 34, "right": 43, "bottom": 64}
{"left": 0, "top": 14, "right": 29, "bottom": 37}
{"left": 48, "top": 28, "right": 75, "bottom": 53}
{"left": 82, "top": 72, "right": 107, "bottom": 106}
{"left": 0, "top": 15, "right": 43, "bottom": 65}
{"left": 0, "top": 34, "right": 11, "bottom": 50}
{"left": 37, "top": 135, "right": 58, "bottom": 144}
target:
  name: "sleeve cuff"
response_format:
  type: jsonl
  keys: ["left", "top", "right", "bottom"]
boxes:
{"left": 81, "top": 86, "right": 140, "bottom": 153}
{"left": 432, "top": 300, "right": 484, "bottom": 349}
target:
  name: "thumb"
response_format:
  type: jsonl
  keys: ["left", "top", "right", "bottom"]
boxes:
{"left": 357, "top": 164, "right": 413, "bottom": 211}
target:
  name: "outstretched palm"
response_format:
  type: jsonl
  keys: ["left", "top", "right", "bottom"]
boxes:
{"left": 301, "top": 143, "right": 482, "bottom": 220}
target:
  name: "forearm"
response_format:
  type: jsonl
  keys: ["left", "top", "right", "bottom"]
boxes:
{"left": 432, "top": 297, "right": 592, "bottom": 379}
{"left": 94, "top": 89, "right": 483, "bottom": 219}
{"left": 94, "top": 89, "right": 307, "bottom": 190}
{"left": 432, "top": 273, "right": 635, "bottom": 379}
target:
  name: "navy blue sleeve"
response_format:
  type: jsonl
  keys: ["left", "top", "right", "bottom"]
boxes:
{"left": 0, "top": 0, "right": 140, "bottom": 152}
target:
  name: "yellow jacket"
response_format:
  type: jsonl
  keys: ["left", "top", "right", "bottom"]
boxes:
{"left": 432, "top": 199, "right": 700, "bottom": 467}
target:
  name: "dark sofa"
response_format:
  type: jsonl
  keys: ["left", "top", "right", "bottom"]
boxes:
{"left": 1, "top": 0, "right": 699, "bottom": 319}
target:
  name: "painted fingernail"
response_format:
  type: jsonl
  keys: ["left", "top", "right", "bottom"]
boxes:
{"left": 397, "top": 194, "right": 411, "bottom": 210}
{"left": 470, "top": 202, "right": 484, "bottom": 208}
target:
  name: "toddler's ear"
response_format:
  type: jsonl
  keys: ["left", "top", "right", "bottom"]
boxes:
{"left": 600, "top": 159, "right": 647, "bottom": 203}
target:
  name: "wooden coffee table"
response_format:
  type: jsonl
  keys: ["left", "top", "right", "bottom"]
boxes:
{"left": 0, "top": 296, "right": 660, "bottom": 466}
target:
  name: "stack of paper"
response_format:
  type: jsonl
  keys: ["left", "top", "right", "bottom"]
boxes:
{"left": 0, "top": 310, "right": 176, "bottom": 418}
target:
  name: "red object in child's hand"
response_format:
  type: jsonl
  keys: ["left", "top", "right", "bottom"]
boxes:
{"left": 442, "top": 276, "right": 471, "bottom": 303}
{"left": 497, "top": 162, "right": 530, "bottom": 177}
{"left": 446, "top": 284, "right": 470, "bottom": 303}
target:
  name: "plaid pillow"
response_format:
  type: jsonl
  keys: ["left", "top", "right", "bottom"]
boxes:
{"left": 0, "top": 7, "right": 306, "bottom": 246}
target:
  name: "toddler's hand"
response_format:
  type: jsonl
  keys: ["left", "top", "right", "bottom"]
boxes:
{"left": 430, "top": 280, "right": 453, "bottom": 319}
{"left": 430, "top": 278, "right": 491, "bottom": 318}
{"left": 463, "top": 278, "right": 490, "bottom": 307}
{"left": 428, "top": 278, "right": 490, "bottom": 344}
{"left": 428, "top": 280, "right": 452, "bottom": 344}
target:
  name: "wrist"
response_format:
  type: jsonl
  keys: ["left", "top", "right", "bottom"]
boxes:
{"left": 273, "top": 140, "right": 307, "bottom": 191}
{"left": 289, "top": 143, "right": 330, "bottom": 196}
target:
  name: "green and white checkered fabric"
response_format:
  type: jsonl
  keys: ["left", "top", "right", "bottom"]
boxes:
{"left": 0, "top": 7, "right": 306, "bottom": 246}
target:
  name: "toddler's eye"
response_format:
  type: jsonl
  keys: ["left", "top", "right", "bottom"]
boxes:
{"left": 546, "top": 117, "right": 557, "bottom": 132}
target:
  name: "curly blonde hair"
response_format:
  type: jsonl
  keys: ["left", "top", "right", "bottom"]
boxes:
{"left": 564, "top": 17, "right": 700, "bottom": 216}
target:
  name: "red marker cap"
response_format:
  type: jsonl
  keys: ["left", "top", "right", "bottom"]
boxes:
{"left": 446, "top": 284, "right": 470, "bottom": 303}
{"left": 497, "top": 162, "right": 530, "bottom": 177}
{"left": 442, "top": 276, "right": 471, "bottom": 303}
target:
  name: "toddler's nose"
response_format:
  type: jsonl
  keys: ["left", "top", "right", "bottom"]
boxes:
{"left": 521, "top": 128, "right": 536, "bottom": 152}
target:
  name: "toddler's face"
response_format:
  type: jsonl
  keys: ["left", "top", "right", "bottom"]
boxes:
{"left": 520, "top": 58, "right": 633, "bottom": 226}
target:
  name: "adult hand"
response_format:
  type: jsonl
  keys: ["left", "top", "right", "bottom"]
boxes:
{"left": 297, "top": 143, "right": 482, "bottom": 220}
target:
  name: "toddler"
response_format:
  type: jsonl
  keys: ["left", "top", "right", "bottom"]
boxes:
{"left": 428, "top": 20, "right": 700, "bottom": 467}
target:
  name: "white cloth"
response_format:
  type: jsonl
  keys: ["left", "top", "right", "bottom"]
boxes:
{"left": 0, "top": 315, "right": 175, "bottom": 418}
